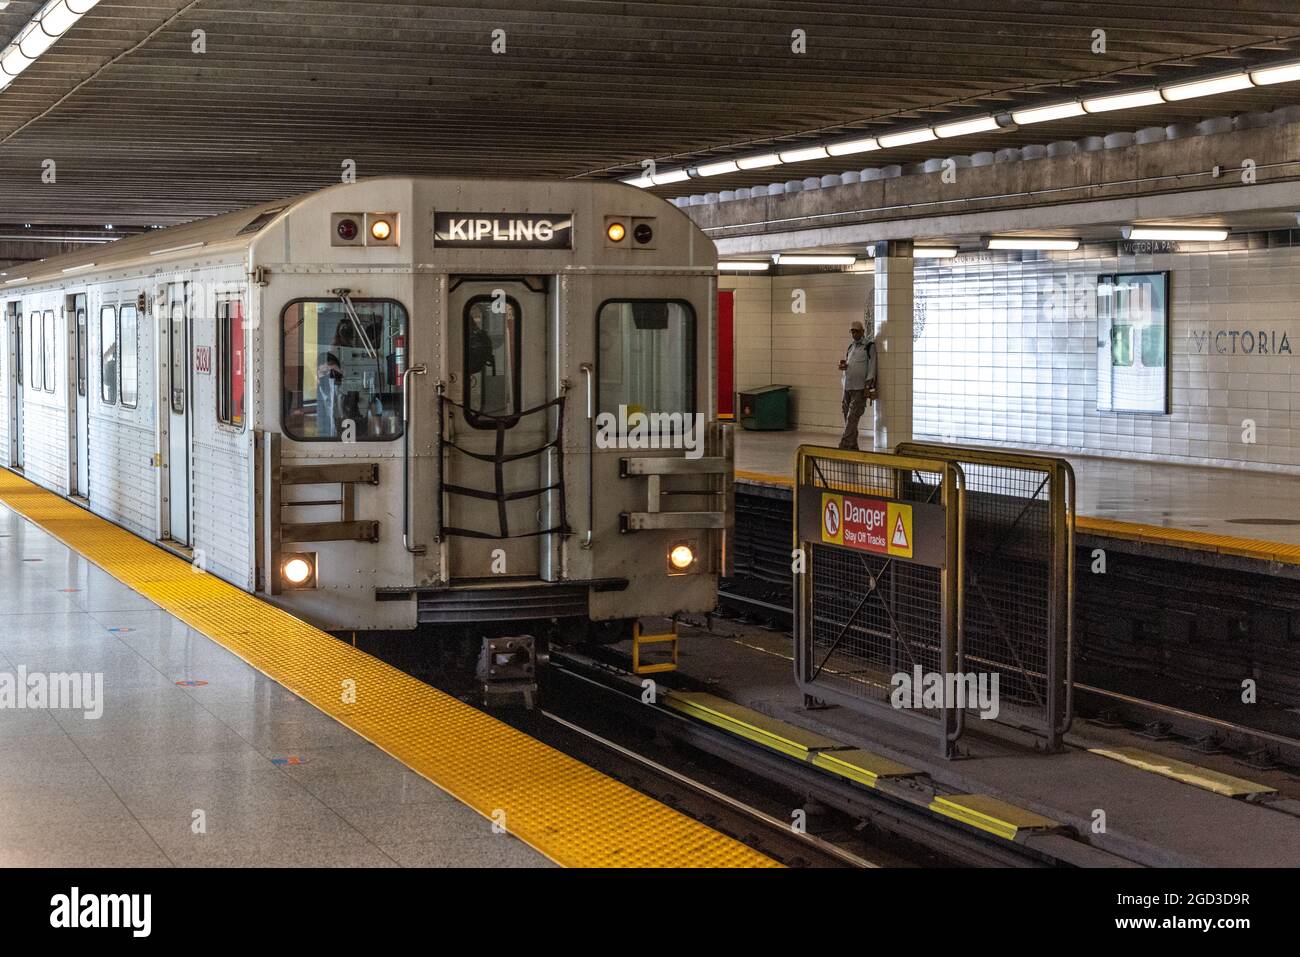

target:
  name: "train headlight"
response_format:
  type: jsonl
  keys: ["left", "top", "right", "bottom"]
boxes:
{"left": 668, "top": 543, "right": 696, "bottom": 574}
{"left": 281, "top": 553, "right": 317, "bottom": 589}
{"left": 370, "top": 219, "right": 392, "bottom": 241}
{"left": 607, "top": 222, "right": 627, "bottom": 242}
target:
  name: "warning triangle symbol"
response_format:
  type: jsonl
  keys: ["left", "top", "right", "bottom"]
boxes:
{"left": 891, "top": 514, "right": 909, "bottom": 549}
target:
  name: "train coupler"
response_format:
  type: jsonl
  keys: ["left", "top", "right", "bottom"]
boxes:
{"left": 477, "top": 634, "right": 538, "bottom": 709}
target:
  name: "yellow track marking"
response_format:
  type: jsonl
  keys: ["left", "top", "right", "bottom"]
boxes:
{"left": 928, "top": 794, "right": 1061, "bottom": 841}
{"left": 0, "top": 470, "right": 778, "bottom": 869}
{"left": 1089, "top": 746, "right": 1277, "bottom": 799}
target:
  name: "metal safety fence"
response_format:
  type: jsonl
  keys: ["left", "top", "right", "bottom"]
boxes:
{"left": 793, "top": 446, "right": 965, "bottom": 757}
{"left": 897, "top": 442, "right": 1074, "bottom": 751}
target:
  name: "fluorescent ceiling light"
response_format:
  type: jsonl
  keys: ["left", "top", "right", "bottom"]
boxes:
{"left": 986, "top": 237, "right": 1080, "bottom": 251}
{"left": 0, "top": 1, "right": 104, "bottom": 91}
{"left": 61, "top": 262, "right": 95, "bottom": 273}
{"left": 621, "top": 173, "right": 653, "bottom": 188}
{"left": 695, "top": 158, "right": 739, "bottom": 177}
{"left": 1122, "top": 226, "right": 1228, "bottom": 241}
{"left": 877, "top": 127, "right": 936, "bottom": 148}
{"left": 826, "top": 135, "right": 880, "bottom": 157}
{"left": 4, "top": 276, "right": 29, "bottom": 284}
{"left": 1082, "top": 89, "right": 1164, "bottom": 113}
{"left": 650, "top": 168, "right": 690, "bottom": 186}
{"left": 934, "top": 116, "right": 999, "bottom": 138}
{"left": 778, "top": 144, "right": 829, "bottom": 163}
{"left": 774, "top": 254, "right": 858, "bottom": 266}
{"left": 1011, "top": 101, "right": 1085, "bottom": 125}
{"left": 1161, "top": 72, "right": 1252, "bottom": 101}
{"left": 914, "top": 246, "right": 959, "bottom": 258}
{"left": 735, "top": 152, "right": 781, "bottom": 170}
{"left": 1251, "top": 61, "right": 1300, "bottom": 86}
{"left": 718, "top": 260, "right": 770, "bottom": 271}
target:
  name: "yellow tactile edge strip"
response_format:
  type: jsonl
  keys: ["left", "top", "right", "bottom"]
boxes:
{"left": 732, "top": 469, "right": 1300, "bottom": 565}
{"left": 0, "top": 470, "right": 778, "bottom": 869}
{"left": 1089, "top": 746, "right": 1277, "bottom": 799}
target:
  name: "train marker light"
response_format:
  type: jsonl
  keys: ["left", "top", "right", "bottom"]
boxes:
{"left": 607, "top": 222, "right": 626, "bottom": 242}
{"left": 633, "top": 223, "right": 654, "bottom": 244}
{"left": 370, "top": 219, "right": 392, "bottom": 241}
{"left": 668, "top": 543, "right": 696, "bottom": 573}
{"left": 281, "top": 553, "right": 317, "bottom": 588}
{"left": 336, "top": 218, "right": 359, "bottom": 241}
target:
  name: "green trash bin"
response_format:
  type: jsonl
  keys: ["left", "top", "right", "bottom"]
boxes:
{"left": 738, "top": 385, "right": 791, "bottom": 431}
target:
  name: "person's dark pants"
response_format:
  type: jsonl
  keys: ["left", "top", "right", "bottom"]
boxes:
{"left": 839, "top": 388, "right": 867, "bottom": 450}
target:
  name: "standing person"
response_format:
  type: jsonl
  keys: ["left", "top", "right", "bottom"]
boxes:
{"left": 837, "top": 319, "right": 876, "bottom": 450}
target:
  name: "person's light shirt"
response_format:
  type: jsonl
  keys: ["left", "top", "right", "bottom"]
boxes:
{"left": 842, "top": 339, "right": 873, "bottom": 390}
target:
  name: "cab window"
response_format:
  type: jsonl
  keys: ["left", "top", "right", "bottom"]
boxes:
{"left": 597, "top": 300, "right": 695, "bottom": 417}
{"left": 282, "top": 299, "right": 407, "bottom": 441}
{"left": 462, "top": 295, "right": 520, "bottom": 428}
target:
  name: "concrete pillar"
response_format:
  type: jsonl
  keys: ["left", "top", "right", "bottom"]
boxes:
{"left": 871, "top": 240, "right": 914, "bottom": 450}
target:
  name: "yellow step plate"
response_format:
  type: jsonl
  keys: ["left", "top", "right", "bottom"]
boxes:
{"left": 665, "top": 690, "right": 842, "bottom": 760}
{"left": 929, "top": 794, "right": 1061, "bottom": 841}
{"left": 1089, "top": 746, "right": 1277, "bottom": 798}
{"left": 812, "top": 749, "right": 920, "bottom": 788}
{"left": 0, "top": 470, "right": 778, "bottom": 869}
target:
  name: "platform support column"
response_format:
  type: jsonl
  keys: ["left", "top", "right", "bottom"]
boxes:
{"left": 871, "top": 240, "right": 914, "bottom": 451}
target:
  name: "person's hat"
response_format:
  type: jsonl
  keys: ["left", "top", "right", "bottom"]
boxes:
{"left": 850, "top": 320, "right": 865, "bottom": 331}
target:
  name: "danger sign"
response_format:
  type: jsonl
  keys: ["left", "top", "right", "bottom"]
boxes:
{"left": 819, "top": 492, "right": 913, "bottom": 559}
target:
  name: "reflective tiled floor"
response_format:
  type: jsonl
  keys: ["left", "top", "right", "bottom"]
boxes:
{"left": 735, "top": 428, "right": 1300, "bottom": 546}
{"left": 0, "top": 504, "right": 551, "bottom": 868}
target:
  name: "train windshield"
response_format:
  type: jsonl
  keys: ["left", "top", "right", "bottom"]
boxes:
{"left": 597, "top": 300, "right": 695, "bottom": 417}
{"left": 281, "top": 299, "right": 408, "bottom": 441}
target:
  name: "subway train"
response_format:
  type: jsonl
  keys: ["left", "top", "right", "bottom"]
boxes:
{"left": 0, "top": 177, "right": 731, "bottom": 633}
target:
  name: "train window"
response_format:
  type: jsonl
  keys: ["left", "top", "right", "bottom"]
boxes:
{"left": 29, "top": 313, "right": 41, "bottom": 392}
{"left": 119, "top": 305, "right": 138, "bottom": 409}
{"left": 42, "top": 310, "right": 54, "bottom": 392}
{"left": 217, "top": 298, "right": 245, "bottom": 428}
{"left": 75, "top": 305, "right": 87, "bottom": 398}
{"left": 100, "top": 306, "right": 118, "bottom": 404}
{"left": 169, "top": 297, "right": 186, "bottom": 415}
{"left": 597, "top": 300, "right": 695, "bottom": 418}
{"left": 11, "top": 305, "right": 20, "bottom": 387}
{"left": 281, "top": 298, "right": 407, "bottom": 442}
{"left": 462, "top": 295, "right": 520, "bottom": 428}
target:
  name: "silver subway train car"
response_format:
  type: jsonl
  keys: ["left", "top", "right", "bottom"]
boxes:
{"left": 0, "top": 177, "right": 730, "bottom": 633}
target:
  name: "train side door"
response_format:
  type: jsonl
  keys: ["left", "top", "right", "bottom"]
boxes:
{"left": 5, "top": 301, "right": 20, "bottom": 469}
{"left": 162, "top": 282, "right": 191, "bottom": 545}
{"left": 445, "top": 277, "right": 549, "bottom": 581}
{"left": 69, "top": 293, "right": 89, "bottom": 497}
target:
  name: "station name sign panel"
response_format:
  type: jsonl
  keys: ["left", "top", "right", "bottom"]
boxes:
{"left": 797, "top": 485, "right": 947, "bottom": 568}
{"left": 433, "top": 212, "right": 573, "bottom": 249}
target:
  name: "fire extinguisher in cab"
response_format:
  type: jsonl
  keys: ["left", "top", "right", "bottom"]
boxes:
{"left": 392, "top": 334, "right": 406, "bottom": 388}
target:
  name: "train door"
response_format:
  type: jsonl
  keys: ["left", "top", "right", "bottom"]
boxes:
{"left": 5, "top": 301, "right": 20, "bottom": 469}
{"left": 162, "top": 282, "right": 191, "bottom": 545}
{"left": 68, "top": 293, "right": 89, "bottom": 497}
{"left": 445, "top": 277, "right": 549, "bottom": 581}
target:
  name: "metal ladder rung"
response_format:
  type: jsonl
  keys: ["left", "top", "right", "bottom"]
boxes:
{"left": 632, "top": 620, "right": 678, "bottom": 674}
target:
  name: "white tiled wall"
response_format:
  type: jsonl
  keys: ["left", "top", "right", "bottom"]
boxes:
{"left": 914, "top": 235, "right": 1300, "bottom": 472}
{"left": 721, "top": 270, "right": 874, "bottom": 430}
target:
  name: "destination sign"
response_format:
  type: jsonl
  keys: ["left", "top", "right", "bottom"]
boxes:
{"left": 433, "top": 212, "right": 573, "bottom": 249}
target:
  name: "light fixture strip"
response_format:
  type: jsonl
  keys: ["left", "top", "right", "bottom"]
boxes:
{"left": 622, "top": 52, "right": 1300, "bottom": 187}
{"left": 0, "top": 0, "right": 103, "bottom": 91}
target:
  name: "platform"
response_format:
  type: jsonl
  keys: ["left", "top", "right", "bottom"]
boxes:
{"left": 0, "top": 471, "right": 775, "bottom": 869}
{"left": 735, "top": 428, "right": 1300, "bottom": 563}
